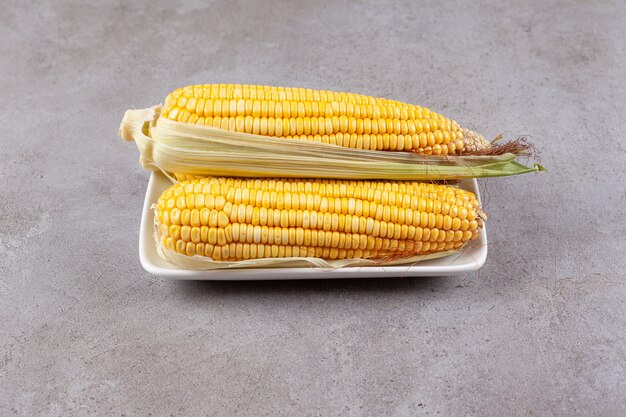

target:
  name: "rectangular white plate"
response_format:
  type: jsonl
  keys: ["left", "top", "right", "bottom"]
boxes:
{"left": 139, "top": 172, "right": 487, "bottom": 280}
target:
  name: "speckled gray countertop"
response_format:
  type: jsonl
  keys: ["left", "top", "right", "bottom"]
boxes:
{"left": 1, "top": 1, "right": 625, "bottom": 415}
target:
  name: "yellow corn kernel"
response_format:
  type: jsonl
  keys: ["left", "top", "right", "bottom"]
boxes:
{"left": 155, "top": 177, "right": 484, "bottom": 261}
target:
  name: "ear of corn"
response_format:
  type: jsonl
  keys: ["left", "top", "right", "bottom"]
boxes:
{"left": 154, "top": 177, "right": 485, "bottom": 267}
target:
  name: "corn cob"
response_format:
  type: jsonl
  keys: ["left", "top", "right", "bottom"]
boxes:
{"left": 160, "top": 84, "right": 491, "bottom": 155}
{"left": 155, "top": 177, "right": 485, "bottom": 262}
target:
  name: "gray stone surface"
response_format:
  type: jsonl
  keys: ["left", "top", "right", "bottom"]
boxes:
{"left": 1, "top": 0, "right": 625, "bottom": 415}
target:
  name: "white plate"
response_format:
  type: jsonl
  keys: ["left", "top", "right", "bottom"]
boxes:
{"left": 139, "top": 172, "right": 487, "bottom": 280}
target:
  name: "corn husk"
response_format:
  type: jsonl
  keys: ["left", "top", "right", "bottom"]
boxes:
{"left": 120, "top": 105, "right": 543, "bottom": 181}
{"left": 157, "top": 246, "right": 461, "bottom": 270}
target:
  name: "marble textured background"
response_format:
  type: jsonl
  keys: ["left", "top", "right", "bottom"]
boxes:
{"left": 1, "top": 0, "right": 625, "bottom": 415}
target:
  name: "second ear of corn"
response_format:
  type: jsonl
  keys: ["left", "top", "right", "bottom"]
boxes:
{"left": 155, "top": 177, "right": 485, "bottom": 262}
